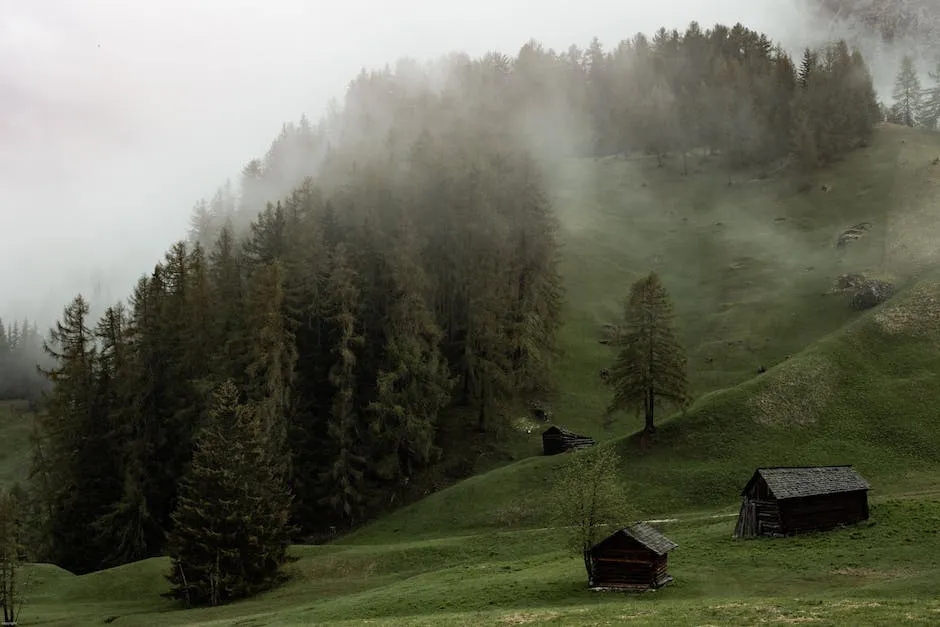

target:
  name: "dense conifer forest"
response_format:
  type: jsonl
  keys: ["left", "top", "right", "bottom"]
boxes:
{"left": 12, "top": 22, "right": 888, "bottom": 590}
{"left": 0, "top": 320, "right": 47, "bottom": 402}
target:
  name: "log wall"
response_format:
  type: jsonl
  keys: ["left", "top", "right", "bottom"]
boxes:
{"left": 779, "top": 491, "right": 869, "bottom": 534}
{"left": 590, "top": 539, "right": 672, "bottom": 589}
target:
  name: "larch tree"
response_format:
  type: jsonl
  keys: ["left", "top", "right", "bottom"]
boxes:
{"left": 890, "top": 55, "right": 923, "bottom": 127}
{"left": 367, "top": 219, "right": 455, "bottom": 485}
{"left": 605, "top": 272, "right": 689, "bottom": 434}
{"left": 321, "top": 243, "right": 367, "bottom": 526}
{"left": 35, "top": 295, "right": 113, "bottom": 574}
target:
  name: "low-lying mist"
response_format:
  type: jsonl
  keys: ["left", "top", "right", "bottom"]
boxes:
{"left": 0, "top": 0, "right": 933, "bottom": 327}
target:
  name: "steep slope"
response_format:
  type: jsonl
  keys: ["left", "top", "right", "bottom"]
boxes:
{"left": 12, "top": 125, "right": 940, "bottom": 627}
{"left": 525, "top": 122, "right": 940, "bottom": 443}
{"left": 346, "top": 124, "right": 940, "bottom": 541}
{"left": 348, "top": 264, "right": 940, "bottom": 544}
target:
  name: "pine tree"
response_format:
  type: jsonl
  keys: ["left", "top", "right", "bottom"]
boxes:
{"left": 166, "top": 380, "right": 293, "bottom": 607}
{"left": 890, "top": 55, "right": 923, "bottom": 127}
{"left": 605, "top": 272, "right": 689, "bottom": 434}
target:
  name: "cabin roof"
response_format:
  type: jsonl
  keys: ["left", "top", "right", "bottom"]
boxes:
{"left": 542, "top": 425, "right": 590, "bottom": 438}
{"left": 745, "top": 466, "right": 870, "bottom": 500}
{"left": 595, "top": 522, "right": 678, "bottom": 556}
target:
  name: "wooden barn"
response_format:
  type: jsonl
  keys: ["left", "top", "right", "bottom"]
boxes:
{"left": 586, "top": 522, "right": 678, "bottom": 590}
{"left": 733, "top": 466, "right": 870, "bottom": 539}
{"left": 541, "top": 426, "right": 596, "bottom": 455}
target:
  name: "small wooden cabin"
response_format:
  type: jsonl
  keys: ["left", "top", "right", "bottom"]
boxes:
{"left": 541, "top": 426, "right": 596, "bottom": 455}
{"left": 734, "top": 466, "right": 870, "bottom": 539}
{"left": 587, "top": 522, "right": 678, "bottom": 590}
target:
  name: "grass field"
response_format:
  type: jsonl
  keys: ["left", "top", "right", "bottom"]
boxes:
{"left": 7, "top": 123, "right": 940, "bottom": 625}
{"left": 16, "top": 496, "right": 940, "bottom": 625}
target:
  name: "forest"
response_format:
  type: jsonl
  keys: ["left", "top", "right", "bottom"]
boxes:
{"left": 0, "top": 319, "right": 46, "bottom": 403}
{"left": 6, "top": 22, "right": 888, "bottom": 594}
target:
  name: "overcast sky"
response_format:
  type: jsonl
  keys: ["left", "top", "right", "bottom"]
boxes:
{"left": 0, "top": 0, "right": 911, "bottom": 325}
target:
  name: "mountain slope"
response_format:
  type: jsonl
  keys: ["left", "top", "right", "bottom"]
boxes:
{"left": 347, "top": 123, "right": 940, "bottom": 541}
{"left": 349, "top": 262, "right": 940, "bottom": 544}
{"left": 526, "top": 122, "right": 940, "bottom": 444}
{"left": 10, "top": 124, "right": 940, "bottom": 627}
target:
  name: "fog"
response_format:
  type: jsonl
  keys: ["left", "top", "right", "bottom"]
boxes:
{"left": 0, "top": 0, "right": 927, "bottom": 325}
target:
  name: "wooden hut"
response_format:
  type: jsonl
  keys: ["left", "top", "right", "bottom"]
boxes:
{"left": 587, "top": 522, "right": 678, "bottom": 590}
{"left": 541, "top": 426, "right": 596, "bottom": 455}
{"left": 733, "top": 466, "right": 870, "bottom": 538}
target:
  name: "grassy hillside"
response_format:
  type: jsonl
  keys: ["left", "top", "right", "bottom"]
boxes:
{"left": 16, "top": 497, "right": 940, "bottom": 625}
{"left": 9, "top": 124, "right": 940, "bottom": 625}
{"left": 511, "top": 122, "right": 940, "bottom": 448}
{"left": 343, "top": 266, "right": 940, "bottom": 542}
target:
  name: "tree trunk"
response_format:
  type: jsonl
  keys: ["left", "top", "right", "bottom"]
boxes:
{"left": 645, "top": 387, "right": 656, "bottom": 433}
{"left": 583, "top": 549, "right": 594, "bottom": 586}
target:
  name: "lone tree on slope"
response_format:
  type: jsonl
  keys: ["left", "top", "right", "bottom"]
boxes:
{"left": 605, "top": 271, "right": 689, "bottom": 434}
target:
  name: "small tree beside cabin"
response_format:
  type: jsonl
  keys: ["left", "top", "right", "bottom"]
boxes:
{"left": 552, "top": 447, "right": 628, "bottom": 579}
{"left": 605, "top": 272, "right": 689, "bottom": 434}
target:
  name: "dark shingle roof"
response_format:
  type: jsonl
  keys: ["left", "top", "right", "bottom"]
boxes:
{"left": 748, "top": 466, "right": 870, "bottom": 500}
{"left": 621, "top": 522, "right": 678, "bottom": 555}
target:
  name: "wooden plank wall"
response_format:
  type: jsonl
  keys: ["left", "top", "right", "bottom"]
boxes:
{"left": 779, "top": 492, "right": 869, "bottom": 533}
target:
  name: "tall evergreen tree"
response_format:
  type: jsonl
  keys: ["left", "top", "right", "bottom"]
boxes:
{"left": 166, "top": 380, "right": 293, "bottom": 607}
{"left": 368, "top": 221, "right": 455, "bottom": 484}
{"left": 605, "top": 272, "right": 689, "bottom": 434}
{"left": 321, "top": 244, "right": 367, "bottom": 526}
{"left": 34, "top": 296, "right": 114, "bottom": 573}
{"left": 890, "top": 55, "right": 923, "bottom": 127}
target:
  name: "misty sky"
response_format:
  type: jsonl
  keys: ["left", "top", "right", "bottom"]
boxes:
{"left": 0, "top": 0, "right": 912, "bottom": 325}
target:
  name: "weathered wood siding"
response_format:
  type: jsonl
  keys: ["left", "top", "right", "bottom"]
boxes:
{"left": 778, "top": 491, "right": 869, "bottom": 534}
{"left": 589, "top": 534, "right": 672, "bottom": 590}
{"left": 735, "top": 475, "right": 784, "bottom": 538}
{"left": 734, "top": 498, "right": 782, "bottom": 538}
{"left": 735, "top": 474, "right": 869, "bottom": 538}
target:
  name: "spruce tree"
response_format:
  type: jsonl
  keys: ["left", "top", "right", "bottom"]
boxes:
{"left": 606, "top": 272, "right": 689, "bottom": 434}
{"left": 166, "top": 380, "right": 293, "bottom": 607}
{"left": 35, "top": 295, "right": 113, "bottom": 573}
